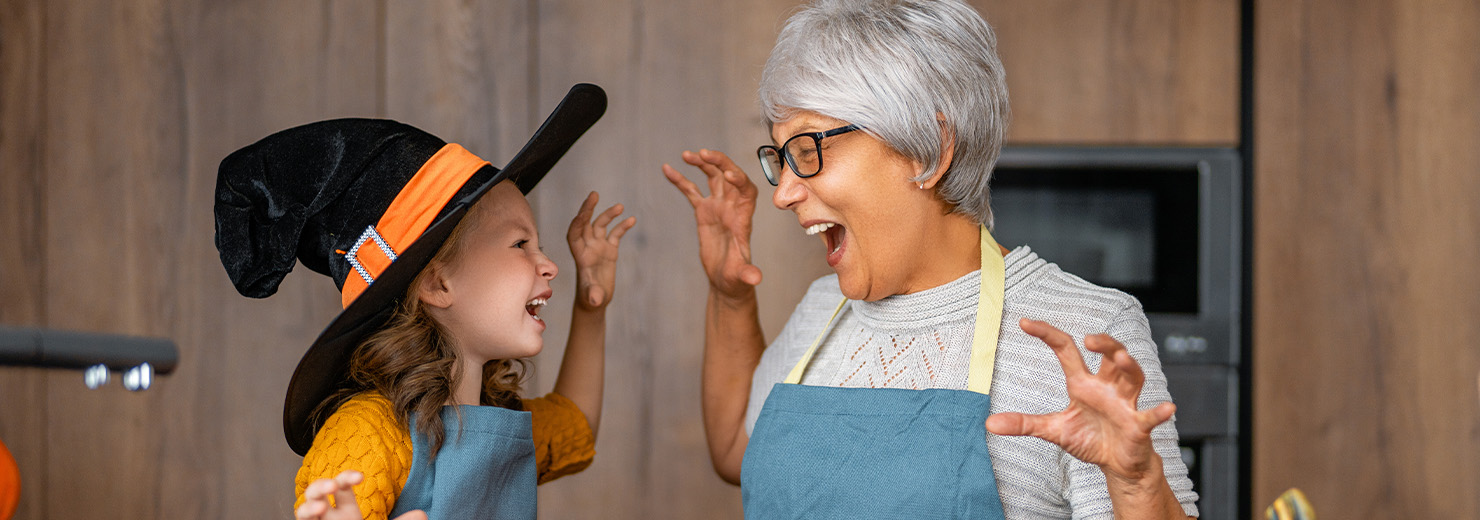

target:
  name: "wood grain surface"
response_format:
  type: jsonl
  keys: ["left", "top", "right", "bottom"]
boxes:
{"left": 1254, "top": 0, "right": 1480, "bottom": 517}
{"left": 2, "top": 1, "right": 380, "bottom": 518}
{"left": 979, "top": 0, "right": 1239, "bottom": 145}
{"left": 0, "top": 2, "right": 47, "bottom": 518}
{"left": 527, "top": 2, "right": 817, "bottom": 517}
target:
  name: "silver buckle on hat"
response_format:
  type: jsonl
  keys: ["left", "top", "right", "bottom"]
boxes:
{"left": 345, "top": 225, "right": 398, "bottom": 285}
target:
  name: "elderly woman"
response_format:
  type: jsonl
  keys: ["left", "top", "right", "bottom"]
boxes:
{"left": 661, "top": 0, "right": 1199, "bottom": 518}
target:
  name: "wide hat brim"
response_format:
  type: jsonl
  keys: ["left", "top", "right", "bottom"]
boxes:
{"left": 283, "top": 84, "right": 607, "bottom": 456}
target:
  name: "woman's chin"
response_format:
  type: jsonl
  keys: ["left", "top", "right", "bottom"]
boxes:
{"left": 834, "top": 272, "right": 871, "bottom": 301}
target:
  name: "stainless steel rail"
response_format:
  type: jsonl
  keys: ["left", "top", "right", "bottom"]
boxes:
{"left": 0, "top": 326, "right": 177, "bottom": 374}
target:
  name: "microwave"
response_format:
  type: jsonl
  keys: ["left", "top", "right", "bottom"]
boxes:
{"left": 991, "top": 146, "right": 1243, "bottom": 519}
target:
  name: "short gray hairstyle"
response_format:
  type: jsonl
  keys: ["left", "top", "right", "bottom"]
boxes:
{"left": 759, "top": 0, "right": 1010, "bottom": 228}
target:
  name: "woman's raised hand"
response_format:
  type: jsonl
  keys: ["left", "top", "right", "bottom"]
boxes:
{"left": 986, "top": 319, "right": 1177, "bottom": 485}
{"left": 662, "top": 149, "right": 763, "bottom": 298}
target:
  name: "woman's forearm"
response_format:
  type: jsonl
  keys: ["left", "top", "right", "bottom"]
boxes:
{"left": 701, "top": 286, "right": 766, "bottom": 484}
{"left": 1104, "top": 456, "right": 1190, "bottom": 520}
{"left": 553, "top": 305, "right": 606, "bottom": 435}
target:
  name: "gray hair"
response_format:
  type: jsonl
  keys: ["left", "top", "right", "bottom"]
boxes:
{"left": 758, "top": 0, "right": 1010, "bottom": 228}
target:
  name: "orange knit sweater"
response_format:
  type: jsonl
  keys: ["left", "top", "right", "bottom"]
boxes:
{"left": 292, "top": 391, "right": 595, "bottom": 519}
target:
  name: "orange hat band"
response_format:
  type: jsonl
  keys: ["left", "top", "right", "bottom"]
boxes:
{"left": 341, "top": 143, "right": 491, "bottom": 308}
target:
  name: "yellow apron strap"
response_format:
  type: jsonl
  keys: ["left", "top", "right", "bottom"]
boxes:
{"left": 783, "top": 226, "right": 1007, "bottom": 394}
{"left": 966, "top": 227, "right": 1006, "bottom": 395}
{"left": 783, "top": 298, "right": 848, "bottom": 385}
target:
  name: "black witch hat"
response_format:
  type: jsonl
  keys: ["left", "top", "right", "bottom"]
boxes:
{"left": 214, "top": 84, "right": 607, "bottom": 456}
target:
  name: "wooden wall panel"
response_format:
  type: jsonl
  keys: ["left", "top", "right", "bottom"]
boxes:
{"left": 1254, "top": 0, "right": 1480, "bottom": 518}
{"left": 172, "top": 3, "right": 381, "bottom": 518}
{"left": 40, "top": 2, "right": 187, "bottom": 517}
{"left": 0, "top": 1, "right": 47, "bottom": 517}
{"left": 976, "top": 0, "right": 1239, "bottom": 145}
{"left": 384, "top": 0, "right": 534, "bottom": 164}
{"left": 5, "top": 1, "right": 381, "bottom": 518}
{"left": 530, "top": 1, "right": 828, "bottom": 518}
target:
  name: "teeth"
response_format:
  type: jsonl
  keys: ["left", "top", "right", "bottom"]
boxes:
{"left": 804, "top": 222, "right": 836, "bottom": 236}
{"left": 527, "top": 298, "right": 546, "bottom": 322}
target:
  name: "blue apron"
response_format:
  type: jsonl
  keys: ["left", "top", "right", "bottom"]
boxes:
{"left": 742, "top": 227, "right": 1008, "bottom": 520}
{"left": 391, "top": 405, "right": 538, "bottom": 520}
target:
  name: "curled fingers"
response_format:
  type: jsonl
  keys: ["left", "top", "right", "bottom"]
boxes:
{"left": 1019, "top": 318, "right": 1090, "bottom": 379}
{"left": 661, "top": 163, "right": 704, "bottom": 207}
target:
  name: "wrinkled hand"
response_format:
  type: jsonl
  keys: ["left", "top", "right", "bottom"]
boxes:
{"left": 294, "top": 470, "right": 426, "bottom": 520}
{"left": 568, "top": 191, "right": 636, "bottom": 310}
{"left": 661, "top": 149, "right": 763, "bottom": 298}
{"left": 986, "top": 318, "right": 1176, "bottom": 483}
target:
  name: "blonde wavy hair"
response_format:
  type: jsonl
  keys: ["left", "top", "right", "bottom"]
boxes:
{"left": 313, "top": 211, "right": 528, "bottom": 457}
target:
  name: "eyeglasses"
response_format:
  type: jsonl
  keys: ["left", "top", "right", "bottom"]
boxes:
{"left": 756, "top": 124, "right": 863, "bottom": 186}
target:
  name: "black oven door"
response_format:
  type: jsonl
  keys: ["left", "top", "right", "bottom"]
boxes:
{"left": 990, "top": 162, "right": 1200, "bottom": 314}
{"left": 990, "top": 146, "right": 1241, "bottom": 367}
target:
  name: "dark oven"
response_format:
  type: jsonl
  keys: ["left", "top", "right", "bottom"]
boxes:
{"left": 990, "top": 147, "right": 1243, "bottom": 520}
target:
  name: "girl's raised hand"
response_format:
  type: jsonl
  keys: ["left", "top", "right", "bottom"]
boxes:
{"left": 986, "top": 319, "right": 1177, "bottom": 484}
{"left": 567, "top": 191, "right": 636, "bottom": 310}
{"left": 294, "top": 471, "right": 427, "bottom": 520}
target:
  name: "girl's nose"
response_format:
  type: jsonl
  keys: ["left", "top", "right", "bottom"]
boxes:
{"left": 538, "top": 253, "right": 558, "bottom": 280}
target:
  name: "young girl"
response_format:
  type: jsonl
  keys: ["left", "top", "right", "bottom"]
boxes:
{"left": 214, "top": 85, "right": 628, "bottom": 520}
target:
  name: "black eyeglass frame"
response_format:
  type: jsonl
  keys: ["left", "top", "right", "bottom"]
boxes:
{"left": 756, "top": 124, "right": 864, "bottom": 186}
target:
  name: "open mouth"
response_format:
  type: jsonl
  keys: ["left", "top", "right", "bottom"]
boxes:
{"left": 525, "top": 298, "right": 547, "bottom": 322}
{"left": 805, "top": 221, "right": 847, "bottom": 261}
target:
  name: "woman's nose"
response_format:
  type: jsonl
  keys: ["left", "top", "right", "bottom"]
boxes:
{"left": 771, "top": 169, "right": 808, "bottom": 210}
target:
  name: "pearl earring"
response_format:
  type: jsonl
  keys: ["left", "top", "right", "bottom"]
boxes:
{"left": 918, "top": 182, "right": 925, "bottom": 190}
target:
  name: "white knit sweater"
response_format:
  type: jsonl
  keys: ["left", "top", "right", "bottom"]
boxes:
{"left": 745, "top": 247, "right": 1200, "bottom": 519}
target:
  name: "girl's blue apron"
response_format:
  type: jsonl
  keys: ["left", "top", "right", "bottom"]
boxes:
{"left": 391, "top": 405, "right": 538, "bottom": 520}
{"left": 742, "top": 227, "right": 1008, "bottom": 520}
